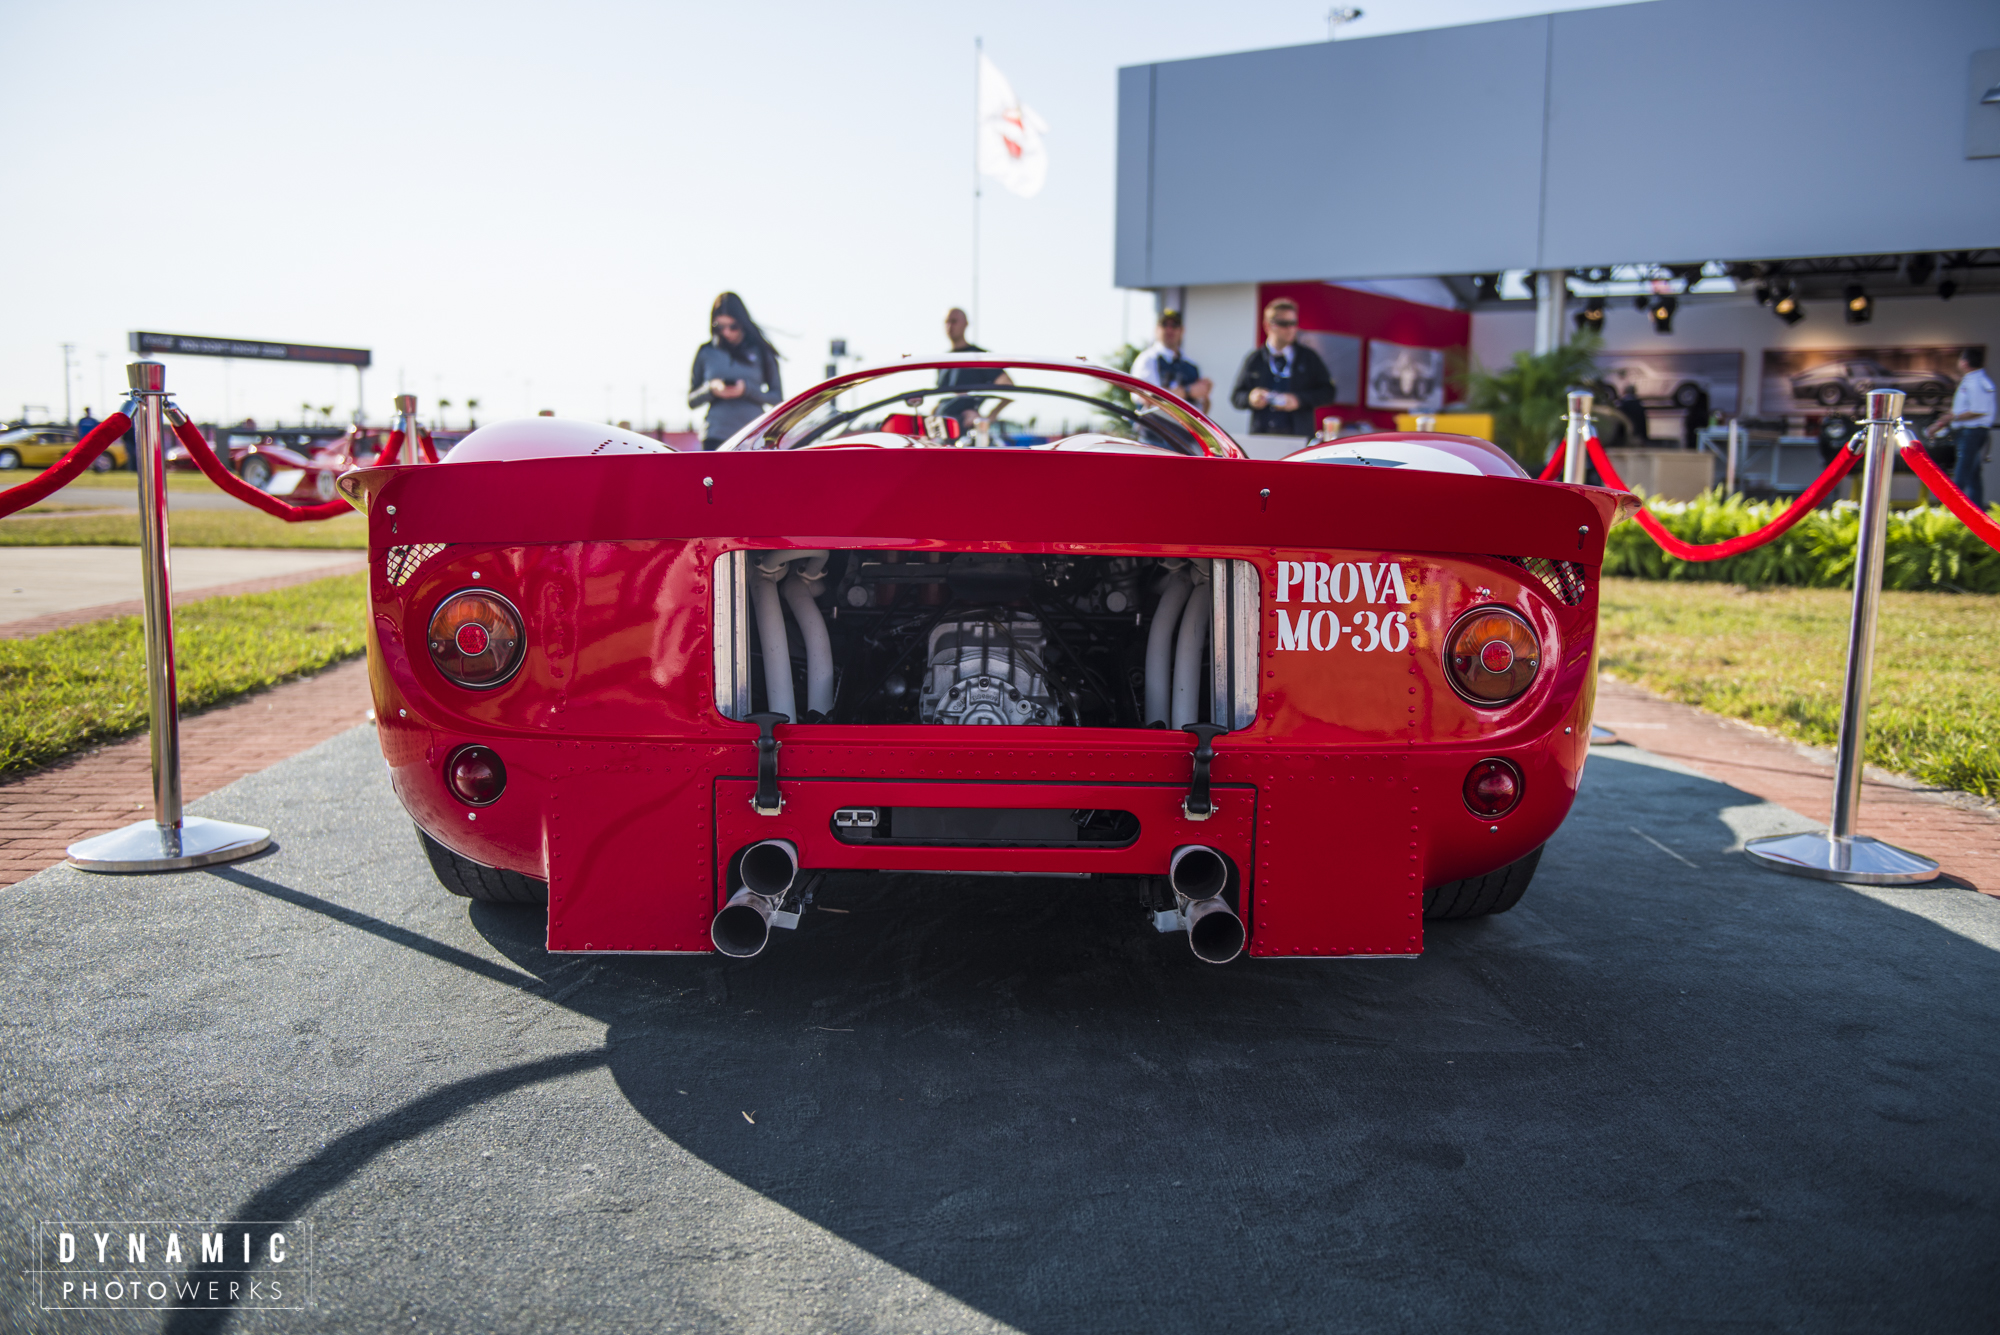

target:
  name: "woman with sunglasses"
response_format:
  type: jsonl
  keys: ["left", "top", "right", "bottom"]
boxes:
{"left": 689, "top": 292, "right": 784, "bottom": 449}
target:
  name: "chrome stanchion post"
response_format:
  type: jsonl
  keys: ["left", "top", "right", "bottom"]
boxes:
{"left": 1563, "top": 389, "right": 1591, "bottom": 487}
{"left": 1566, "top": 390, "right": 1619, "bottom": 744}
{"left": 395, "top": 394, "right": 423, "bottom": 464}
{"left": 1745, "top": 389, "right": 1939, "bottom": 884}
{"left": 66, "top": 364, "right": 271, "bottom": 873}
{"left": 1725, "top": 417, "right": 1740, "bottom": 495}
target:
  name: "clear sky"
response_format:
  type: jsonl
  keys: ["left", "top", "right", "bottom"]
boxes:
{"left": 0, "top": 0, "right": 1641, "bottom": 431}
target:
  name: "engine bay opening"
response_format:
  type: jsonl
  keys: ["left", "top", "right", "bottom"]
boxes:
{"left": 714, "top": 550, "right": 1258, "bottom": 730}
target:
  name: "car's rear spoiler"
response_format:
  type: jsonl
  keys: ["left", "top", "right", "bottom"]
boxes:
{"left": 343, "top": 450, "right": 1626, "bottom": 566}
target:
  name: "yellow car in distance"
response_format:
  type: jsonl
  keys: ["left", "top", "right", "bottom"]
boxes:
{"left": 0, "top": 425, "right": 129, "bottom": 474}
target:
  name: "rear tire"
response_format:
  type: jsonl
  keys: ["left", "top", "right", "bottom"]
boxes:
{"left": 417, "top": 825, "right": 548, "bottom": 905}
{"left": 0, "top": 449, "right": 19, "bottom": 471}
{"left": 1424, "top": 845, "right": 1543, "bottom": 920}
{"left": 241, "top": 455, "right": 273, "bottom": 489}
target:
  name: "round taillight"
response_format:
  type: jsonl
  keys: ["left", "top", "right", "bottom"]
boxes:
{"left": 1446, "top": 606, "right": 1541, "bottom": 705}
{"left": 428, "top": 589, "right": 525, "bottom": 689}
{"left": 447, "top": 745, "right": 506, "bottom": 805}
{"left": 1463, "top": 758, "right": 1522, "bottom": 817}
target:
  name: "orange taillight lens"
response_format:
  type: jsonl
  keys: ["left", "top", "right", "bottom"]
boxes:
{"left": 428, "top": 590, "right": 525, "bottom": 689}
{"left": 1446, "top": 606, "right": 1540, "bottom": 705}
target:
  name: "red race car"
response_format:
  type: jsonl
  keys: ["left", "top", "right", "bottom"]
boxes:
{"left": 340, "top": 357, "right": 1630, "bottom": 964}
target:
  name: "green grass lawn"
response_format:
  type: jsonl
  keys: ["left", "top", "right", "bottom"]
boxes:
{"left": 0, "top": 467, "right": 224, "bottom": 492}
{"left": 0, "top": 573, "right": 368, "bottom": 777}
{"left": 1598, "top": 577, "right": 2000, "bottom": 797}
{"left": 0, "top": 507, "right": 365, "bottom": 548}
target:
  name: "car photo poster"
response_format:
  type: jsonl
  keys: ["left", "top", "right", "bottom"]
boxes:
{"left": 1597, "top": 350, "right": 1742, "bottom": 414}
{"left": 1365, "top": 341, "right": 1446, "bottom": 413}
{"left": 1759, "top": 346, "right": 1973, "bottom": 413}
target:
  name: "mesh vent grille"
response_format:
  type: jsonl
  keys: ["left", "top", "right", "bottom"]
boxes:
{"left": 385, "top": 543, "right": 447, "bottom": 587}
{"left": 1495, "top": 556, "right": 1589, "bottom": 606}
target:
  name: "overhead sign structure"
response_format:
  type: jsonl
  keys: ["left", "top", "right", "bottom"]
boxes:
{"left": 128, "top": 332, "right": 371, "bottom": 368}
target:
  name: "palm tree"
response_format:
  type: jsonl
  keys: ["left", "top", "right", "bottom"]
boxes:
{"left": 465, "top": 397, "right": 480, "bottom": 429}
{"left": 438, "top": 398, "right": 453, "bottom": 430}
{"left": 1461, "top": 333, "right": 1602, "bottom": 466}
{"left": 318, "top": 405, "right": 336, "bottom": 426}
{"left": 300, "top": 401, "right": 313, "bottom": 428}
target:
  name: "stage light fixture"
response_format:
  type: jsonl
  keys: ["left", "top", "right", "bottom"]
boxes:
{"left": 1754, "top": 284, "right": 1773, "bottom": 306}
{"left": 1574, "top": 297, "right": 1605, "bottom": 333}
{"left": 1632, "top": 296, "right": 1650, "bottom": 311}
{"left": 1473, "top": 273, "right": 1501, "bottom": 302}
{"left": 1773, "top": 289, "right": 1804, "bottom": 325}
{"left": 1649, "top": 296, "right": 1676, "bottom": 334}
{"left": 1939, "top": 277, "right": 1958, "bottom": 301}
{"left": 1905, "top": 253, "right": 1936, "bottom": 287}
{"left": 1585, "top": 268, "right": 1610, "bottom": 283}
{"left": 1844, "top": 284, "right": 1873, "bottom": 325}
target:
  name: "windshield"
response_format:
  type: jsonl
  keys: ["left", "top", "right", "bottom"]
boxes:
{"left": 723, "top": 359, "right": 1241, "bottom": 458}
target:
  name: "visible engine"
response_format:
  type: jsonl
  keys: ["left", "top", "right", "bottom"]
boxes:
{"left": 916, "top": 614, "right": 1061, "bottom": 726}
{"left": 729, "top": 549, "right": 1246, "bottom": 730}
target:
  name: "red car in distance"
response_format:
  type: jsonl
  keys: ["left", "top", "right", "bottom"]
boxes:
{"left": 340, "top": 356, "right": 1631, "bottom": 965}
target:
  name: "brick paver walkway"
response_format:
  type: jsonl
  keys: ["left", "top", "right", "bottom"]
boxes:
{"left": 0, "top": 658, "right": 371, "bottom": 885}
{"left": 1594, "top": 677, "right": 1999, "bottom": 896}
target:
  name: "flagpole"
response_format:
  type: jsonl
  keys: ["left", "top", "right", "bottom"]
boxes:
{"left": 972, "top": 34, "right": 982, "bottom": 340}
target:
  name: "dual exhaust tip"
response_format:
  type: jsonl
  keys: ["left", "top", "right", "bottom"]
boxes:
{"left": 1166, "top": 845, "right": 1245, "bottom": 965}
{"left": 711, "top": 838, "right": 1245, "bottom": 966}
{"left": 711, "top": 839, "right": 799, "bottom": 959}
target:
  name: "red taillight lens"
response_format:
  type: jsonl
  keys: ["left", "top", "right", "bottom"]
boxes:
{"left": 447, "top": 745, "right": 506, "bottom": 805}
{"left": 1463, "top": 758, "right": 1523, "bottom": 817}
{"left": 1446, "top": 606, "right": 1540, "bottom": 705}
{"left": 428, "top": 590, "right": 525, "bottom": 689}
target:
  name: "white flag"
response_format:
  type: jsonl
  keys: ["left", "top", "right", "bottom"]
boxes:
{"left": 977, "top": 54, "right": 1049, "bottom": 198}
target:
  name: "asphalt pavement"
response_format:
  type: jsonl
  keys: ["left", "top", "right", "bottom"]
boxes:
{"left": 2, "top": 728, "right": 1996, "bottom": 1333}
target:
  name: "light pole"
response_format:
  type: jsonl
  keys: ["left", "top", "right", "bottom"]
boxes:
{"left": 60, "top": 343, "right": 75, "bottom": 426}
{"left": 1327, "top": 6, "right": 1363, "bottom": 39}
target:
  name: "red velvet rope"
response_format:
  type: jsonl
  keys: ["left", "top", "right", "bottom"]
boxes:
{"left": 371, "top": 429, "right": 434, "bottom": 466}
{"left": 1537, "top": 440, "right": 1565, "bottom": 481}
{"left": 1901, "top": 438, "right": 2000, "bottom": 551}
{"left": 170, "top": 413, "right": 353, "bottom": 522}
{"left": 0, "top": 413, "right": 134, "bottom": 518}
{"left": 1589, "top": 433, "right": 1859, "bottom": 562}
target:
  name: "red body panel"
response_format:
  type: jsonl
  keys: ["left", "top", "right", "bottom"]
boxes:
{"left": 356, "top": 428, "right": 1616, "bottom": 960}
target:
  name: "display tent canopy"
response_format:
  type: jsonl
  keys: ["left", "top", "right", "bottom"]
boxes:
{"left": 1115, "top": 0, "right": 2000, "bottom": 289}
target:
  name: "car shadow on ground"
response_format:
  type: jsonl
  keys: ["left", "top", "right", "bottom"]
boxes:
{"left": 171, "top": 747, "right": 2000, "bottom": 1334}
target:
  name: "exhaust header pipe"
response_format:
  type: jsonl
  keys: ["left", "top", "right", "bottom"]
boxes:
{"left": 712, "top": 840, "right": 801, "bottom": 958}
{"left": 1157, "top": 846, "right": 1244, "bottom": 964}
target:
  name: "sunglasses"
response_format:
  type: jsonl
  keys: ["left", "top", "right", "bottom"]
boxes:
{"left": 1268, "top": 318, "right": 1298, "bottom": 328}
{"left": 712, "top": 320, "right": 740, "bottom": 332}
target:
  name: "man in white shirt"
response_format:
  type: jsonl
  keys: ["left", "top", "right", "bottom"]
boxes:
{"left": 1933, "top": 347, "right": 1994, "bottom": 509}
{"left": 1130, "top": 310, "right": 1212, "bottom": 411}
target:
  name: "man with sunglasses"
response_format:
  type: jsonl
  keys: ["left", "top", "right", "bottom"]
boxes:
{"left": 1230, "top": 298, "right": 1335, "bottom": 438}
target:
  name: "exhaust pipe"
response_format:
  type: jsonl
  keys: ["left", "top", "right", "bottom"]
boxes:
{"left": 712, "top": 840, "right": 801, "bottom": 959}
{"left": 739, "top": 839, "right": 798, "bottom": 896}
{"left": 1169, "top": 845, "right": 1228, "bottom": 900}
{"left": 1160, "top": 845, "right": 1244, "bottom": 964}
{"left": 712, "top": 888, "right": 780, "bottom": 958}
{"left": 1182, "top": 893, "right": 1245, "bottom": 965}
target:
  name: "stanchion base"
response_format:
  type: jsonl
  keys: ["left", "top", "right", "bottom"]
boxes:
{"left": 66, "top": 817, "right": 272, "bottom": 873}
{"left": 1743, "top": 831, "right": 1940, "bottom": 886}
{"left": 1589, "top": 725, "right": 1619, "bottom": 745}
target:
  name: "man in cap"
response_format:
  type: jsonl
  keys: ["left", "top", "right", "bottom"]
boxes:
{"left": 1130, "top": 309, "right": 1212, "bottom": 412}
